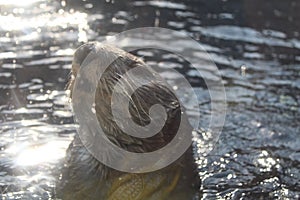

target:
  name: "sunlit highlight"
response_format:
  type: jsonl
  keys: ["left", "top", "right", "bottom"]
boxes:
{"left": 0, "top": 12, "right": 88, "bottom": 31}
{"left": 0, "top": 0, "right": 44, "bottom": 6}
{"left": 7, "top": 141, "right": 69, "bottom": 166}
{"left": 0, "top": 9, "right": 89, "bottom": 43}
{"left": 256, "top": 150, "right": 277, "bottom": 172}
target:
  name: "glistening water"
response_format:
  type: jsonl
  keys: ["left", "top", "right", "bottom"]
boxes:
{"left": 0, "top": 0, "right": 299, "bottom": 199}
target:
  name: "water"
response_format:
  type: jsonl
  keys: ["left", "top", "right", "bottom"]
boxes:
{"left": 0, "top": 0, "right": 299, "bottom": 199}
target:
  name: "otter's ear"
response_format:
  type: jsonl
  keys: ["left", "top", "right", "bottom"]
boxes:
{"left": 67, "top": 43, "right": 94, "bottom": 98}
{"left": 73, "top": 43, "right": 96, "bottom": 65}
{"left": 72, "top": 43, "right": 97, "bottom": 76}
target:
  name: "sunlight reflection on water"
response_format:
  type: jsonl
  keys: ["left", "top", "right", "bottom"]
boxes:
{"left": 0, "top": 0, "right": 45, "bottom": 6}
{"left": 11, "top": 141, "right": 68, "bottom": 166}
{"left": 0, "top": 0, "right": 299, "bottom": 199}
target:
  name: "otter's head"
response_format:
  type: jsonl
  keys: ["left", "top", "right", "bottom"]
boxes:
{"left": 68, "top": 42, "right": 139, "bottom": 93}
{"left": 68, "top": 42, "right": 189, "bottom": 154}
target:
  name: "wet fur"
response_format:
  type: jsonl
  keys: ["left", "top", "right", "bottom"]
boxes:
{"left": 57, "top": 43, "right": 200, "bottom": 199}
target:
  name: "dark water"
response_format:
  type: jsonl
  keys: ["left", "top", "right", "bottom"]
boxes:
{"left": 0, "top": 0, "right": 299, "bottom": 199}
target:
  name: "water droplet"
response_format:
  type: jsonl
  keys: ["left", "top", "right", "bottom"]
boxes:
{"left": 240, "top": 65, "right": 247, "bottom": 76}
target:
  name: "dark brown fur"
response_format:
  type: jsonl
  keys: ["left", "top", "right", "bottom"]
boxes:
{"left": 57, "top": 43, "right": 200, "bottom": 200}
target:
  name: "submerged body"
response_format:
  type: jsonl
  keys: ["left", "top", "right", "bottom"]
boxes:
{"left": 58, "top": 42, "right": 200, "bottom": 199}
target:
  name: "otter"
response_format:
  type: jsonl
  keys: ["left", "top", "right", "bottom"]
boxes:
{"left": 57, "top": 42, "right": 200, "bottom": 200}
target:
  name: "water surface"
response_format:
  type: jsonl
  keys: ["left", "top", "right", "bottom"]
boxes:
{"left": 0, "top": 0, "right": 299, "bottom": 199}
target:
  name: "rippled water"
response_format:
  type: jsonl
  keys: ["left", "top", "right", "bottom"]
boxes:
{"left": 0, "top": 0, "right": 299, "bottom": 199}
